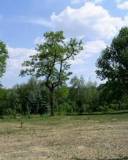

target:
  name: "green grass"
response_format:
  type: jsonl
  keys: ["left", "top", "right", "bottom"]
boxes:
{"left": 0, "top": 112, "right": 128, "bottom": 125}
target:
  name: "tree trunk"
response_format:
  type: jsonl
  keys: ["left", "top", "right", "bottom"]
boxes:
{"left": 50, "top": 89, "right": 54, "bottom": 116}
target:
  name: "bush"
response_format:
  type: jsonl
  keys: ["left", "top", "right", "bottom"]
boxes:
{"left": 109, "top": 103, "right": 120, "bottom": 111}
{"left": 56, "top": 103, "right": 73, "bottom": 115}
{"left": 98, "top": 105, "right": 110, "bottom": 112}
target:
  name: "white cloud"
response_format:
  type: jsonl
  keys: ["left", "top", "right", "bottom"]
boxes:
{"left": 70, "top": 0, "right": 104, "bottom": 5}
{"left": 51, "top": 2, "right": 126, "bottom": 40}
{"left": 2, "top": 47, "right": 36, "bottom": 87}
{"left": 18, "top": 1, "right": 125, "bottom": 40}
{"left": 117, "top": 1, "right": 128, "bottom": 10}
{"left": 7, "top": 47, "right": 35, "bottom": 73}
{"left": 34, "top": 37, "right": 45, "bottom": 45}
{"left": 71, "top": 40, "right": 106, "bottom": 65}
{"left": 86, "top": 40, "right": 106, "bottom": 54}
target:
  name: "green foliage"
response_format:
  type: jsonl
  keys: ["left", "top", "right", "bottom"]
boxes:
{"left": 21, "top": 31, "right": 83, "bottom": 116}
{"left": 0, "top": 29, "right": 128, "bottom": 116}
{"left": 69, "top": 76, "right": 99, "bottom": 114}
{"left": 96, "top": 27, "right": 128, "bottom": 110}
{"left": 21, "top": 31, "right": 83, "bottom": 88}
{"left": 0, "top": 88, "right": 8, "bottom": 115}
{"left": 56, "top": 103, "right": 73, "bottom": 115}
{"left": 0, "top": 78, "right": 49, "bottom": 116}
{"left": 96, "top": 27, "right": 128, "bottom": 95}
{"left": 15, "top": 78, "right": 49, "bottom": 115}
{"left": 0, "top": 41, "right": 8, "bottom": 79}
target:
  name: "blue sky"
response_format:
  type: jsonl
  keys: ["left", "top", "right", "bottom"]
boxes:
{"left": 0, "top": 0, "right": 128, "bottom": 87}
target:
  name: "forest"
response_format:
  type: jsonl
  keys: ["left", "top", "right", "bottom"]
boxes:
{"left": 0, "top": 27, "right": 128, "bottom": 117}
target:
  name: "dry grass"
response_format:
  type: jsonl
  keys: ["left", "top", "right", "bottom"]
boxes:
{"left": 0, "top": 115, "right": 128, "bottom": 160}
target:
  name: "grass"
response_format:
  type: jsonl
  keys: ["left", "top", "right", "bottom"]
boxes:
{"left": 0, "top": 113, "right": 128, "bottom": 159}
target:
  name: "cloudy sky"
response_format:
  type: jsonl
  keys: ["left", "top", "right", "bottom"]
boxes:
{"left": 0, "top": 0, "right": 128, "bottom": 87}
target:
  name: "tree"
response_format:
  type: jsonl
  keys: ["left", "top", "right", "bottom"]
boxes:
{"left": 14, "top": 78, "right": 48, "bottom": 115}
{"left": 21, "top": 31, "right": 83, "bottom": 116}
{"left": 0, "top": 41, "right": 8, "bottom": 115}
{"left": 69, "top": 76, "right": 86, "bottom": 113}
{"left": 96, "top": 27, "right": 128, "bottom": 97}
{"left": 0, "top": 41, "right": 8, "bottom": 79}
{"left": 69, "top": 76, "right": 98, "bottom": 113}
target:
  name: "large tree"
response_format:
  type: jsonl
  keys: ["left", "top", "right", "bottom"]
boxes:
{"left": 21, "top": 31, "right": 83, "bottom": 116}
{"left": 0, "top": 41, "right": 8, "bottom": 79}
{"left": 96, "top": 27, "right": 128, "bottom": 97}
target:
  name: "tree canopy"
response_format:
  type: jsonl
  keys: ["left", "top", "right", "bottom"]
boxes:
{"left": 96, "top": 27, "right": 128, "bottom": 95}
{"left": 21, "top": 31, "right": 83, "bottom": 115}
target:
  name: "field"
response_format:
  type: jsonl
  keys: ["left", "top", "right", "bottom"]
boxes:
{"left": 0, "top": 114, "right": 128, "bottom": 160}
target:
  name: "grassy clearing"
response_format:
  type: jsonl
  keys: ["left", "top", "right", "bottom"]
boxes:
{"left": 0, "top": 114, "right": 128, "bottom": 160}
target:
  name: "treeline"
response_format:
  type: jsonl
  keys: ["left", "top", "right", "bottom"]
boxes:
{"left": 0, "top": 76, "right": 128, "bottom": 116}
{"left": 0, "top": 27, "right": 128, "bottom": 116}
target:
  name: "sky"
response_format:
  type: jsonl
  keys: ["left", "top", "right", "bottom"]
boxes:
{"left": 0, "top": 0, "right": 128, "bottom": 88}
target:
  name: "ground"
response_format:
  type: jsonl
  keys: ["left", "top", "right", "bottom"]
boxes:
{"left": 0, "top": 114, "right": 128, "bottom": 160}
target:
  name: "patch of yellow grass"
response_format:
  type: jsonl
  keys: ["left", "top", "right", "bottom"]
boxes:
{"left": 0, "top": 118, "right": 128, "bottom": 160}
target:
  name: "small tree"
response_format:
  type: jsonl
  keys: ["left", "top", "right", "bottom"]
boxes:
{"left": 21, "top": 31, "right": 83, "bottom": 116}
{"left": 0, "top": 41, "right": 8, "bottom": 80}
